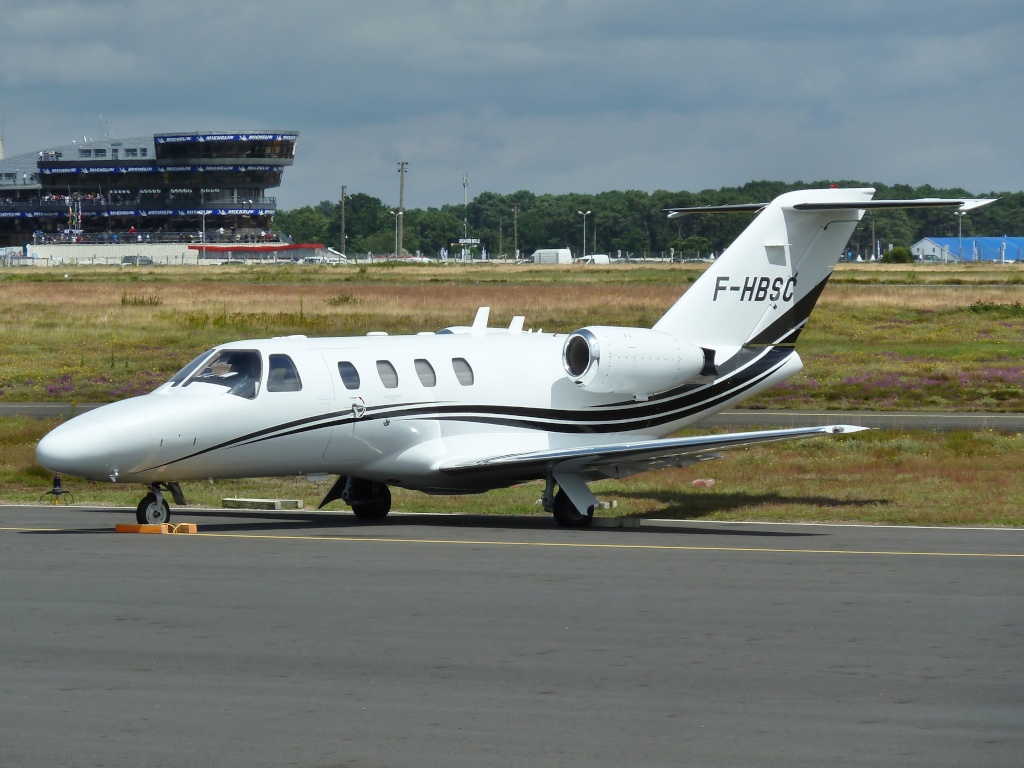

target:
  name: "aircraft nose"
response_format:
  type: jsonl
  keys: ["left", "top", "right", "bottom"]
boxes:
{"left": 36, "top": 420, "right": 116, "bottom": 481}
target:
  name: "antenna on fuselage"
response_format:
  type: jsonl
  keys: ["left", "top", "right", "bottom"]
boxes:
{"left": 471, "top": 307, "right": 490, "bottom": 333}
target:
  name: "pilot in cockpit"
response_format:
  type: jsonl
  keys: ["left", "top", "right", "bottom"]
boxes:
{"left": 188, "top": 350, "right": 262, "bottom": 399}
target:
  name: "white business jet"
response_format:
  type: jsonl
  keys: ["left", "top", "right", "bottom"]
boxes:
{"left": 36, "top": 188, "right": 993, "bottom": 526}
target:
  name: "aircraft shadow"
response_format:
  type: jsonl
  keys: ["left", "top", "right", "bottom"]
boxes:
{"left": 121, "top": 508, "right": 832, "bottom": 538}
{"left": 614, "top": 489, "right": 888, "bottom": 520}
{"left": 172, "top": 510, "right": 572, "bottom": 534}
{"left": 18, "top": 503, "right": 856, "bottom": 538}
{"left": 24, "top": 484, "right": 889, "bottom": 538}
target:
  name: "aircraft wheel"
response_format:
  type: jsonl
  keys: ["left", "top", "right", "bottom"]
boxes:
{"left": 350, "top": 483, "right": 391, "bottom": 521}
{"left": 136, "top": 493, "right": 170, "bottom": 525}
{"left": 552, "top": 488, "right": 593, "bottom": 528}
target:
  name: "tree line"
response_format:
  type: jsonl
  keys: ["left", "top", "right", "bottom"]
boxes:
{"left": 273, "top": 180, "right": 1024, "bottom": 259}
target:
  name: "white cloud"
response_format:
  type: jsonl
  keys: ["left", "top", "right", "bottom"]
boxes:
{"left": 3, "top": 0, "right": 1023, "bottom": 207}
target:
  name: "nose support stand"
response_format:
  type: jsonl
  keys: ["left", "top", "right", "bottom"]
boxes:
{"left": 39, "top": 475, "right": 75, "bottom": 505}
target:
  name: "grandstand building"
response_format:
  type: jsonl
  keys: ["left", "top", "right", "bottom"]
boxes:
{"left": 0, "top": 130, "right": 297, "bottom": 250}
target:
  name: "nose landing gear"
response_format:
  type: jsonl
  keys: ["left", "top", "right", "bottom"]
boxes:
{"left": 134, "top": 482, "right": 186, "bottom": 524}
{"left": 136, "top": 491, "right": 170, "bottom": 524}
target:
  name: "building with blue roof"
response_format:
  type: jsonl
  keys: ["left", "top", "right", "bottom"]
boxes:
{"left": 911, "top": 237, "right": 1024, "bottom": 263}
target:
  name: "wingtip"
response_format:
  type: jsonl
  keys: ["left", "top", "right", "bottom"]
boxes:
{"left": 829, "top": 425, "right": 870, "bottom": 434}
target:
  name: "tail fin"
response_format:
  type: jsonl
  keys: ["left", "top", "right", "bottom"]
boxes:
{"left": 654, "top": 188, "right": 994, "bottom": 357}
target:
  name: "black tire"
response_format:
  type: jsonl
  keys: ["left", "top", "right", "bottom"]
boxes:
{"left": 135, "top": 493, "right": 170, "bottom": 525}
{"left": 552, "top": 488, "right": 593, "bottom": 528}
{"left": 350, "top": 483, "right": 391, "bottom": 521}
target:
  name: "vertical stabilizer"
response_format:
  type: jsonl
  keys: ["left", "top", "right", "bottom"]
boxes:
{"left": 654, "top": 188, "right": 874, "bottom": 355}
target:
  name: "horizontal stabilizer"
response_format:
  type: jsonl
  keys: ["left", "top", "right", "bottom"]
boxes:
{"left": 793, "top": 198, "right": 996, "bottom": 212}
{"left": 665, "top": 202, "right": 768, "bottom": 217}
{"left": 666, "top": 196, "right": 996, "bottom": 218}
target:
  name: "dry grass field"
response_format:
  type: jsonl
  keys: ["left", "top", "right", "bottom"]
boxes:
{"left": 3, "top": 263, "right": 1022, "bottom": 408}
{"left": 2, "top": 262, "right": 1023, "bottom": 524}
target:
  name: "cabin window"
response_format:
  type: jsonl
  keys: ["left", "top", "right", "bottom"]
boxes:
{"left": 267, "top": 354, "right": 302, "bottom": 392}
{"left": 414, "top": 359, "right": 437, "bottom": 387}
{"left": 338, "top": 361, "right": 360, "bottom": 390}
{"left": 376, "top": 360, "right": 399, "bottom": 389}
{"left": 184, "top": 349, "right": 262, "bottom": 399}
{"left": 452, "top": 358, "right": 474, "bottom": 386}
{"left": 168, "top": 349, "right": 214, "bottom": 386}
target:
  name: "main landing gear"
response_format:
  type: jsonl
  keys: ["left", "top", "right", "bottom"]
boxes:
{"left": 543, "top": 475, "right": 595, "bottom": 528}
{"left": 134, "top": 482, "right": 186, "bottom": 525}
{"left": 318, "top": 476, "right": 392, "bottom": 521}
{"left": 349, "top": 481, "right": 391, "bottom": 521}
{"left": 552, "top": 488, "right": 594, "bottom": 527}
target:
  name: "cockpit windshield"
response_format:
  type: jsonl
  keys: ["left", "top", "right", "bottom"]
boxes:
{"left": 183, "top": 349, "right": 263, "bottom": 399}
{"left": 168, "top": 350, "right": 215, "bottom": 387}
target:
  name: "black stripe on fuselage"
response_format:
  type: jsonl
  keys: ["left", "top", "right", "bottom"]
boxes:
{"left": 748, "top": 272, "right": 831, "bottom": 346}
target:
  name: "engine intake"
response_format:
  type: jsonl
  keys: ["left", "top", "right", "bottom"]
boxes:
{"left": 562, "top": 326, "right": 712, "bottom": 398}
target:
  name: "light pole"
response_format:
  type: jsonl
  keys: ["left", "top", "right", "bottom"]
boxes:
{"left": 513, "top": 203, "right": 519, "bottom": 261}
{"left": 578, "top": 210, "right": 591, "bottom": 261}
{"left": 340, "top": 184, "right": 346, "bottom": 256}
{"left": 462, "top": 173, "right": 469, "bottom": 260}
{"left": 200, "top": 188, "right": 207, "bottom": 264}
{"left": 396, "top": 162, "right": 407, "bottom": 256}
{"left": 389, "top": 210, "right": 402, "bottom": 259}
{"left": 954, "top": 210, "right": 965, "bottom": 261}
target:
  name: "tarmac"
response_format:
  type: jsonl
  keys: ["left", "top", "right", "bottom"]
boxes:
{"left": 2, "top": 504, "right": 1022, "bottom": 767}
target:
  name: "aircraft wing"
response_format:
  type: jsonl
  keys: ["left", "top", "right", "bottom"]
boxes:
{"left": 438, "top": 425, "right": 868, "bottom": 483}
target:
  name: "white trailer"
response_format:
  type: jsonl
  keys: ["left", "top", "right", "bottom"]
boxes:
{"left": 531, "top": 248, "right": 573, "bottom": 264}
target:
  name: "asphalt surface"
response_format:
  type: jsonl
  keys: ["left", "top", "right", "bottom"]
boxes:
{"left": 6, "top": 402, "right": 1024, "bottom": 430}
{"left": 2, "top": 504, "right": 1022, "bottom": 768}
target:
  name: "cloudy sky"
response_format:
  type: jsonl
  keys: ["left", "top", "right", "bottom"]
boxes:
{"left": 3, "top": 1, "right": 1022, "bottom": 210}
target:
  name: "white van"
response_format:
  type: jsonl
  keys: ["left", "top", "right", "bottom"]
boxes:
{"left": 576, "top": 254, "right": 610, "bottom": 265}
{"left": 531, "top": 248, "right": 572, "bottom": 264}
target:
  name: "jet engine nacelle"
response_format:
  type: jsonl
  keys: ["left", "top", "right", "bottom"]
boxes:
{"left": 562, "top": 326, "right": 713, "bottom": 397}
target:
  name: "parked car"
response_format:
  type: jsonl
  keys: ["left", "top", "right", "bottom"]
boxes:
{"left": 121, "top": 255, "right": 154, "bottom": 266}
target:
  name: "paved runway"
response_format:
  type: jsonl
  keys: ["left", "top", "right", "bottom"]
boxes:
{"left": 6, "top": 401, "right": 1024, "bottom": 430}
{"left": 2, "top": 505, "right": 1022, "bottom": 768}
